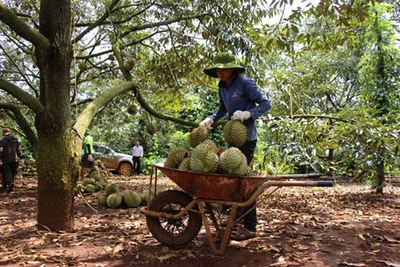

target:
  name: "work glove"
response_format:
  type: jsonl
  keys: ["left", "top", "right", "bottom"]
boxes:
{"left": 232, "top": 110, "right": 251, "bottom": 122}
{"left": 19, "top": 159, "right": 25, "bottom": 165}
{"left": 199, "top": 117, "right": 214, "bottom": 127}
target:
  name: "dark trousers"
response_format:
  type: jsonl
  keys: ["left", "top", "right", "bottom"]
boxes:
{"left": 238, "top": 140, "right": 257, "bottom": 232}
{"left": 132, "top": 156, "right": 141, "bottom": 174}
{"left": 2, "top": 163, "right": 18, "bottom": 187}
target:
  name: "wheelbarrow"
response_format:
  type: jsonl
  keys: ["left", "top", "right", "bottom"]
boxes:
{"left": 141, "top": 162, "right": 334, "bottom": 255}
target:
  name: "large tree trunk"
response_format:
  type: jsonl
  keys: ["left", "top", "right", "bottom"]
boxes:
{"left": 35, "top": 0, "right": 77, "bottom": 230}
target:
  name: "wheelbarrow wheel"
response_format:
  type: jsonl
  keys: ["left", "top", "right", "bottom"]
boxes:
{"left": 146, "top": 190, "right": 202, "bottom": 246}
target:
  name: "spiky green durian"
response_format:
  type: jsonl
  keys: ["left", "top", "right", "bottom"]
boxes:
{"left": 188, "top": 125, "right": 208, "bottom": 148}
{"left": 141, "top": 189, "right": 155, "bottom": 205}
{"left": 98, "top": 193, "right": 108, "bottom": 206}
{"left": 83, "top": 178, "right": 96, "bottom": 185}
{"left": 122, "top": 189, "right": 141, "bottom": 208}
{"left": 223, "top": 120, "right": 247, "bottom": 147}
{"left": 105, "top": 183, "right": 120, "bottom": 196}
{"left": 200, "top": 139, "right": 218, "bottom": 153}
{"left": 178, "top": 157, "right": 191, "bottom": 171}
{"left": 219, "top": 147, "right": 248, "bottom": 175}
{"left": 107, "top": 192, "right": 123, "bottom": 209}
{"left": 164, "top": 148, "right": 189, "bottom": 168}
{"left": 190, "top": 141, "right": 218, "bottom": 173}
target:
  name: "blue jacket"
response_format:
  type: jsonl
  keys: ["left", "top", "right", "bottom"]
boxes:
{"left": 210, "top": 75, "right": 272, "bottom": 141}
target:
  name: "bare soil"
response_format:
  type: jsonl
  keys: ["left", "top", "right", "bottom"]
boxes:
{"left": 0, "top": 175, "right": 399, "bottom": 267}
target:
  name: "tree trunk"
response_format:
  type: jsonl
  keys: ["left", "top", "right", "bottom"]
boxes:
{"left": 375, "top": 145, "right": 385, "bottom": 194}
{"left": 35, "top": 0, "right": 76, "bottom": 230}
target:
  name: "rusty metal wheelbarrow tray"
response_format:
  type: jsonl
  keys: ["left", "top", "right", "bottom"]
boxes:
{"left": 153, "top": 162, "right": 267, "bottom": 202}
{"left": 152, "top": 162, "right": 328, "bottom": 202}
{"left": 142, "top": 162, "right": 333, "bottom": 255}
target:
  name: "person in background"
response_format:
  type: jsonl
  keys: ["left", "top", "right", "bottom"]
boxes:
{"left": 0, "top": 128, "right": 24, "bottom": 193}
{"left": 199, "top": 52, "right": 272, "bottom": 241}
{"left": 131, "top": 140, "right": 143, "bottom": 175}
{"left": 80, "top": 130, "right": 100, "bottom": 180}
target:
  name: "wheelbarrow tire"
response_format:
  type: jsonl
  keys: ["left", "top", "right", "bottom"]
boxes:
{"left": 146, "top": 190, "right": 202, "bottom": 246}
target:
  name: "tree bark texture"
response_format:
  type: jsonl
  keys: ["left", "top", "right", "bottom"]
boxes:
{"left": 35, "top": 0, "right": 76, "bottom": 230}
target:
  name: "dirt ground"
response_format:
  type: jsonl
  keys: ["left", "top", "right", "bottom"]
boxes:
{"left": 0, "top": 174, "right": 399, "bottom": 267}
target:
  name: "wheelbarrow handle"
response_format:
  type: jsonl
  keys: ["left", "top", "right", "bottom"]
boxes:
{"left": 271, "top": 173, "right": 321, "bottom": 179}
{"left": 316, "top": 181, "right": 334, "bottom": 187}
{"left": 307, "top": 173, "right": 321, "bottom": 179}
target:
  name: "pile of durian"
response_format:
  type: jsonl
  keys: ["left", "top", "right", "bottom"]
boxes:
{"left": 76, "top": 162, "right": 158, "bottom": 209}
{"left": 97, "top": 183, "right": 142, "bottom": 209}
{"left": 19, "top": 159, "right": 38, "bottom": 177}
{"left": 97, "top": 184, "right": 161, "bottom": 209}
{"left": 75, "top": 160, "right": 113, "bottom": 195}
{"left": 164, "top": 120, "right": 257, "bottom": 176}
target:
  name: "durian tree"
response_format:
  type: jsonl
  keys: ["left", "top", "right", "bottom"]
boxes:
{"left": 0, "top": 0, "right": 277, "bottom": 231}
{"left": 0, "top": 0, "right": 391, "bottom": 231}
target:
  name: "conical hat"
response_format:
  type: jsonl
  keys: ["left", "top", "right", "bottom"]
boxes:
{"left": 204, "top": 52, "right": 245, "bottom": 78}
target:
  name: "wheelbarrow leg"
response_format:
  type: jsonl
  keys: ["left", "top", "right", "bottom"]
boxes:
{"left": 205, "top": 203, "right": 222, "bottom": 236}
{"left": 198, "top": 203, "right": 238, "bottom": 255}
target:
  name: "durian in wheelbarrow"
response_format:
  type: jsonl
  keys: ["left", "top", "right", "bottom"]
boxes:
{"left": 164, "top": 148, "right": 189, "bottom": 168}
{"left": 219, "top": 147, "right": 252, "bottom": 176}
{"left": 223, "top": 120, "right": 247, "bottom": 148}
{"left": 178, "top": 157, "right": 191, "bottom": 171}
{"left": 190, "top": 139, "right": 219, "bottom": 173}
{"left": 188, "top": 125, "right": 209, "bottom": 148}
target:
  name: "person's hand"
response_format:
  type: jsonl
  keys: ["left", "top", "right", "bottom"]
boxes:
{"left": 232, "top": 110, "right": 251, "bottom": 122}
{"left": 199, "top": 117, "right": 214, "bottom": 127}
{"left": 19, "top": 159, "right": 25, "bottom": 165}
{"left": 0, "top": 160, "right": 2, "bottom": 165}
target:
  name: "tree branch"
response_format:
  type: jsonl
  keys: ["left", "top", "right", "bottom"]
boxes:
{"left": 73, "top": 81, "right": 138, "bottom": 136}
{"left": 72, "top": 0, "right": 121, "bottom": 43}
{"left": 120, "top": 13, "right": 212, "bottom": 38}
{"left": 0, "top": 2, "right": 50, "bottom": 49}
{"left": 0, "top": 77, "right": 45, "bottom": 114}
{"left": 0, "top": 102, "right": 39, "bottom": 151}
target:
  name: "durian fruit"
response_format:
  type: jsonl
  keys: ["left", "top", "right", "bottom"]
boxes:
{"left": 223, "top": 120, "right": 248, "bottom": 147}
{"left": 201, "top": 139, "right": 218, "bottom": 153}
{"left": 105, "top": 183, "right": 120, "bottom": 196}
{"left": 122, "top": 189, "right": 141, "bottom": 208}
{"left": 85, "top": 184, "right": 96, "bottom": 193}
{"left": 219, "top": 147, "right": 249, "bottom": 176}
{"left": 127, "top": 105, "right": 137, "bottom": 115}
{"left": 94, "top": 181, "right": 104, "bottom": 191}
{"left": 83, "top": 178, "right": 96, "bottom": 186}
{"left": 146, "top": 124, "right": 158, "bottom": 135}
{"left": 164, "top": 148, "right": 189, "bottom": 168}
{"left": 178, "top": 157, "right": 191, "bottom": 171}
{"left": 75, "top": 183, "right": 85, "bottom": 195}
{"left": 124, "top": 58, "right": 135, "bottom": 71}
{"left": 188, "top": 125, "right": 208, "bottom": 148}
{"left": 141, "top": 189, "right": 155, "bottom": 205}
{"left": 99, "top": 178, "right": 108, "bottom": 188}
{"left": 107, "top": 192, "right": 123, "bottom": 209}
{"left": 98, "top": 193, "right": 108, "bottom": 206}
{"left": 210, "top": 203, "right": 223, "bottom": 212}
{"left": 190, "top": 140, "right": 219, "bottom": 173}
